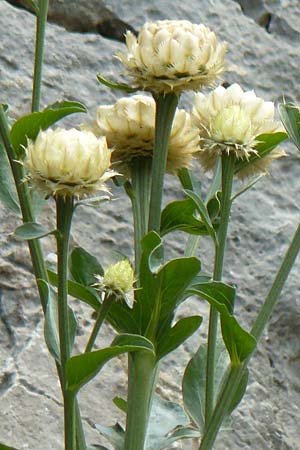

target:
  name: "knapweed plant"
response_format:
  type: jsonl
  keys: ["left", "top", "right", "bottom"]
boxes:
{"left": 1, "top": 4, "right": 300, "bottom": 450}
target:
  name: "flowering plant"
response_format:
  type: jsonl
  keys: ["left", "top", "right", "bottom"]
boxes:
{"left": 0, "top": 4, "right": 299, "bottom": 450}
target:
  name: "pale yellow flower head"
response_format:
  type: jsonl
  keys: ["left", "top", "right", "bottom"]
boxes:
{"left": 117, "top": 20, "right": 227, "bottom": 94}
{"left": 192, "top": 83, "right": 284, "bottom": 177}
{"left": 103, "top": 260, "right": 134, "bottom": 297}
{"left": 24, "top": 128, "right": 115, "bottom": 197}
{"left": 89, "top": 95, "right": 200, "bottom": 175}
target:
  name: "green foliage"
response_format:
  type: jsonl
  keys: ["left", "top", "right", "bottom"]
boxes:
{"left": 0, "top": 444, "right": 19, "bottom": 450}
{"left": 10, "top": 101, "right": 87, "bottom": 158}
{"left": 66, "top": 334, "right": 155, "bottom": 392}
{"left": 185, "top": 190, "right": 217, "bottom": 243}
{"left": 14, "top": 222, "right": 55, "bottom": 240}
{"left": 69, "top": 246, "right": 104, "bottom": 286}
{"left": 279, "top": 102, "right": 300, "bottom": 151}
{"left": 97, "top": 74, "right": 138, "bottom": 93}
{"left": 0, "top": 140, "right": 20, "bottom": 213}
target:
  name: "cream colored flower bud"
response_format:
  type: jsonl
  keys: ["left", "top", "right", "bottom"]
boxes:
{"left": 103, "top": 260, "right": 134, "bottom": 296}
{"left": 117, "top": 20, "right": 227, "bottom": 94}
{"left": 87, "top": 95, "right": 199, "bottom": 175}
{"left": 192, "top": 83, "right": 284, "bottom": 177}
{"left": 24, "top": 128, "right": 115, "bottom": 197}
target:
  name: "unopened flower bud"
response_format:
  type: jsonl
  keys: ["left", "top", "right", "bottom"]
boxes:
{"left": 103, "top": 260, "right": 134, "bottom": 296}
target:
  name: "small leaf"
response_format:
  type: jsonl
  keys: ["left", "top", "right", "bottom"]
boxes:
{"left": 97, "top": 74, "right": 138, "bottom": 93}
{"left": 207, "top": 191, "right": 221, "bottom": 221}
{"left": 185, "top": 190, "right": 217, "bottom": 243}
{"left": 21, "top": 0, "right": 39, "bottom": 14}
{"left": 10, "top": 101, "right": 87, "bottom": 157}
{"left": 113, "top": 396, "right": 127, "bottom": 413}
{"left": 160, "top": 198, "right": 209, "bottom": 236}
{"left": 69, "top": 247, "right": 103, "bottom": 286}
{"left": 177, "top": 167, "right": 202, "bottom": 195}
{"left": 157, "top": 315, "right": 202, "bottom": 360}
{"left": 47, "top": 270, "right": 101, "bottom": 311}
{"left": 95, "top": 423, "right": 124, "bottom": 450}
{"left": 14, "top": 222, "right": 55, "bottom": 240}
{"left": 279, "top": 103, "right": 300, "bottom": 151}
{"left": 40, "top": 280, "right": 77, "bottom": 363}
{"left": 66, "top": 334, "right": 155, "bottom": 392}
{"left": 0, "top": 140, "right": 20, "bottom": 213}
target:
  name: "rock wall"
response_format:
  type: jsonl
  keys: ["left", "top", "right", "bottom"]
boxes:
{"left": 0, "top": 1, "right": 300, "bottom": 449}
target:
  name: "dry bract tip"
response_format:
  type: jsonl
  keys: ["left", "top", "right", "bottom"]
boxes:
{"left": 87, "top": 94, "right": 200, "bottom": 175}
{"left": 117, "top": 20, "right": 227, "bottom": 94}
{"left": 192, "top": 83, "right": 285, "bottom": 177}
{"left": 24, "top": 128, "right": 115, "bottom": 198}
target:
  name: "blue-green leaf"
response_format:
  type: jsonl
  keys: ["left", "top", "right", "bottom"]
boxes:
{"left": 10, "top": 101, "right": 87, "bottom": 157}
{"left": 66, "top": 334, "right": 154, "bottom": 392}
{"left": 14, "top": 222, "right": 55, "bottom": 240}
{"left": 279, "top": 103, "right": 300, "bottom": 151}
{"left": 95, "top": 423, "right": 124, "bottom": 450}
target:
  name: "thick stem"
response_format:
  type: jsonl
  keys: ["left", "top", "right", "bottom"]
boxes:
{"left": 130, "top": 157, "right": 152, "bottom": 270}
{"left": 85, "top": 293, "right": 115, "bottom": 353}
{"left": 124, "top": 351, "right": 157, "bottom": 450}
{"left": 205, "top": 153, "right": 235, "bottom": 427}
{"left": 56, "top": 195, "right": 76, "bottom": 450}
{"left": 0, "top": 105, "right": 49, "bottom": 311}
{"left": 32, "top": 0, "right": 49, "bottom": 112}
{"left": 148, "top": 93, "right": 179, "bottom": 232}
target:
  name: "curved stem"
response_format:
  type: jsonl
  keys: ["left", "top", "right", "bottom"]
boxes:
{"left": 205, "top": 153, "right": 235, "bottom": 427}
{"left": 56, "top": 195, "right": 76, "bottom": 450}
{"left": 32, "top": 0, "right": 49, "bottom": 112}
{"left": 148, "top": 93, "right": 179, "bottom": 232}
{"left": 85, "top": 292, "right": 115, "bottom": 353}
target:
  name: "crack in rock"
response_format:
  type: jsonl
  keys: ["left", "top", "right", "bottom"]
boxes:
{"left": 19, "top": 377, "right": 63, "bottom": 407}
{"left": 4, "top": 0, "right": 137, "bottom": 42}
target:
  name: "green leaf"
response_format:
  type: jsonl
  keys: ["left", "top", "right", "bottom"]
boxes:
{"left": 95, "top": 423, "right": 124, "bottom": 450}
{"left": 21, "top": 0, "right": 39, "bottom": 14}
{"left": 207, "top": 191, "right": 221, "bottom": 221}
{"left": 157, "top": 315, "right": 202, "bottom": 359}
{"left": 47, "top": 269, "right": 101, "bottom": 311}
{"left": 10, "top": 101, "right": 87, "bottom": 157}
{"left": 0, "top": 444, "right": 19, "bottom": 450}
{"left": 69, "top": 246, "right": 104, "bottom": 286}
{"left": 160, "top": 198, "right": 209, "bottom": 236}
{"left": 97, "top": 74, "right": 138, "bottom": 93}
{"left": 182, "top": 341, "right": 229, "bottom": 431}
{"left": 227, "top": 367, "right": 249, "bottom": 415}
{"left": 177, "top": 167, "right": 202, "bottom": 195}
{"left": 14, "top": 222, "right": 55, "bottom": 240}
{"left": 66, "top": 334, "right": 155, "bottom": 392}
{"left": 0, "top": 140, "right": 20, "bottom": 213}
{"left": 40, "top": 280, "right": 77, "bottom": 363}
{"left": 185, "top": 190, "right": 217, "bottom": 243}
{"left": 234, "top": 132, "right": 288, "bottom": 174}
{"left": 187, "top": 280, "right": 235, "bottom": 314}
{"left": 279, "top": 102, "right": 300, "bottom": 151}
{"left": 113, "top": 396, "right": 127, "bottom": 413}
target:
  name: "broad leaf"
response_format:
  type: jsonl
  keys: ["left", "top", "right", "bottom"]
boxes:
{"left": 182, "top": 341, "right": 229, "bottom": 431}
{"left": 69, "top": 246, "right": 103, "bottom": 286}
{"left": 187, "top": 281, "right": 235, "bottom": 314}
{"left": 14, "top": 222, "right": 55, "bottom": 240}
{"left": 95, "top": 423, "right": 124, "bottom": 450}
{"left": 10, "top": 101, "right": 87, "bottom": 157}
{"left": 47, "top": 269, "right": 101, "bottom": 311}
{"left": 40, "top": 280, "right": 77, "bottom": 363}
{"left": 0, "top": 140, "right": 19, "bottom": 213}
{"left": 160, "top": 198, "right": 209, "bottom": 236}
{"left": 279, "top": 103, "right": 300, "bottom": 151}
{"left": 66, "top": 334, "right": 155, "bottom": 392}
{"left": 157, "top": 315, "right": 202, "bottom": 360}
{"left": 185, "top": 190, "right": 217, "bottom": 243}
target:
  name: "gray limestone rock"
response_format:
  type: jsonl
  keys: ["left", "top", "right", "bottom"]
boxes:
{"left": 1, "top": 0, "right": 300, "bottom": 449}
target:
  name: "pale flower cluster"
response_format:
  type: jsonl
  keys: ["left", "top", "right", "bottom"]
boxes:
{"left": 117, "top": 20, "right": 227, "bottom": 94}
{"left": 24, "top": 128, "right": 114, "bottom": 197}
{"left": 89, "top": 95, "right": 200, "bottom": 175}
{"left": 192, "top": 83, "right": 285, "bottom": 177}
{"left": 103, "top": 260, "right": 135, "bottom": 297}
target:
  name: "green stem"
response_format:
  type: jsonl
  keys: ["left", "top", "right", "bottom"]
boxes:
{"left": 85, "top": 293, "right": 115, "bottom": 353}
{"left": 0, "top": 105, "right": 49, "bottom": 311}
{"left": 148, "top": 93, "right": 179, "bottom": 232}
{"left": 205, "top": 153, "right": 235, "bottom": 427}
{"left": 75, "top": 400, "right": 87, "bottom": 450}
{"left": 56, "top": 195, "right": 76, "bottom": 450}
{"left": 124, "top": 352, "right": 157, "bottom": 450}
{"left": 199, "top": 223, "right": 300, "bottom": 450}
{"left": 130, "top": 157, "right": 152, "bottom": 270}
{"left": 32, "top": 0, "right": 49, "bottom": 112}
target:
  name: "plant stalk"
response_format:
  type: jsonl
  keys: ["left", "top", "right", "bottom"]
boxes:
{"left": 32, "top": 0, "right": 49, "bottom": 112}
{"left": 148, "top": 93, "right": 178, "bottom": 232}
{"left": 56, "top": 195, "right": 76, "bottom": 450}
{"left": 124, "top": 351, "right": 157, "bottom": 450}
{"left": 205, "top": 153, "right": 235, "bottom": 427}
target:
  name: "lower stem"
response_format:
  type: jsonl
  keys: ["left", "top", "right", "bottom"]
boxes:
{"left": 205, "top": 153, "right": 235, "bottom": 427}
{"left": 124, "top": 351, "right": 157, "bottom": 450}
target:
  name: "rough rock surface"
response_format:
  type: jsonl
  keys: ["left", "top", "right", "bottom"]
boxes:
{"left": 1, "top": 0, "right": 300, "bottom": 449}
